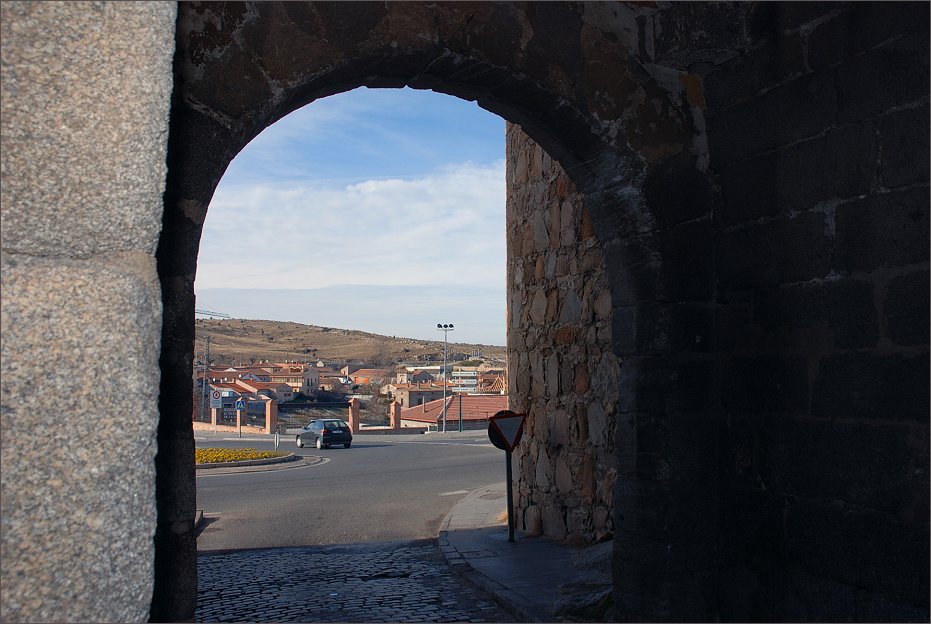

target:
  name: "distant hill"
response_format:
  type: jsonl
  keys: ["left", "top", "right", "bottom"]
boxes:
{"left": 194, "top": 318, "right": 506, "bottom": 367}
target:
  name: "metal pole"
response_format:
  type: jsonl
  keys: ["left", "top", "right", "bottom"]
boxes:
{"left": 199, "top": 336, "right": 210, "bottom": 422}
{"left": 506, "top": 450, "right": 515, "bottom": 542}
{"left": 436, "top": 323, "right": 453, "bottom": 434}
{"left": 442, "top": 330, "right": 447, "bottom": 433}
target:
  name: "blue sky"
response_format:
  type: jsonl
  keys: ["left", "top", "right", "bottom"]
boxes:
{"left": 195, "top": 87, "right": 507, "bottom": 345}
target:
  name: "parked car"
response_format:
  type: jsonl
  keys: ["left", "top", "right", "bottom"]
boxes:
{"left": 296, "top": 419, "right": 352, "bottom": 449}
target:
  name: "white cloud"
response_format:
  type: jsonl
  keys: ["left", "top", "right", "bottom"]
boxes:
{"left": 195, "top": 160, "right": 506, "bottom": 291}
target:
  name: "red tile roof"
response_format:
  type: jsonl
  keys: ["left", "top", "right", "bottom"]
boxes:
{"left": 399, "top": 394, "right": 508, "bottom": 423}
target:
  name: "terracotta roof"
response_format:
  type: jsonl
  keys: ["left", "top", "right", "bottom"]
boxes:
{"left": 353, "top": 367, "right": 390, "bottom": 374}
{"left": 234, "top": 380, "right": 292, "bottom": 392}
{"left": 399, "top": 394, "right": 508, "bottom": 423}
{"left": 208, "top": 382, "right": 243, "bottom": 394}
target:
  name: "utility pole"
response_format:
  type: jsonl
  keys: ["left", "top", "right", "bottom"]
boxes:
{"left": 201, "top": 335, "right": 210, "bottom": 426}
{"left": 436, "top": 323, "right": 453, "bottom": 433}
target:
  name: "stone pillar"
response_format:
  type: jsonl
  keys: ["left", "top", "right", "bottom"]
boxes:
{"left": 265, "top": 400, "right": 278, "bottom": 434}
{"left": 347, "top": 398, "right": 361, "bottom": 433}
{"left": 0, "top": 3, "right": 176, "bottom": 622}
{"left": 210, "top": 407, "right": 217, "bottom": 428}
{"left": 389, "top": 401, "right": 402, "bottom": 430}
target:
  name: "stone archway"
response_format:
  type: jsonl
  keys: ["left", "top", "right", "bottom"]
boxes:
{"left": 155, "top": 2, "right": 710, "bottom": 621}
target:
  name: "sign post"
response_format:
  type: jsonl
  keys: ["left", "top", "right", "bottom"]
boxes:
{"left": 210, "top": 390, "right": 222, "bottom": 433}
{"left": 235, "top": 398, "right": 245, "bottom": 438}
{"left": 487, "top": 410, "right": 527, "bottom": 543}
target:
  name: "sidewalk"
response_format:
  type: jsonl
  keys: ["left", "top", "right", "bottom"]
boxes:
{"left": 439, "top": 483, "right": 614, "bottom": 622}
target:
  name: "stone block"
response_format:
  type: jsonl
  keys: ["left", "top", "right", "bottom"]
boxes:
{"left": 587, "top": 401, "right": 609, "bottom": 447}
{"left": 807, "top": 2, "right": 930, "bottom": 71}
{"left": 631, "top": 302, "right": 715, "bottom": 355}
{"left": 642, "top": 153, "right": 713, "bottom": 228}
{"left": 0, "top": 253, "right": 162, "bottom": 623}
{"left": 783, "top": 565, "right": 856, "bottom": 622}
{"left": 714, "top": 300, "right": 753, "bottom": 352}
{"left": 0, "top": 2, "right": 175, "bottom": 259}
{"left": 717, "top": 212, "right": 832, "bottom": 292}
{"left": 718, "top": 488, "right": 785, "bottom": 565}
{"left": 658, "top": 221, "right": 715, "bottom": 302}
{"left": 855, "top": 591, "right": 931, "bottom": 623}
{"left": 618, "top": 357, "right": 715, "bottom": 415}
{"left": 748, "top": 1, "right": 837, "bottom": 35}
{"left": 722, "top": 355, "right": 809, "bottom": 414}
{"left": 785, "top": 500, "right": 929, "bottom": 605}
{"left": 761, "top": 416, "right": 922, "bottom": 513}
{"left": 708, "top": 72, "right": 836, "bottom": 166}
{"left": 612, "top": 306, "right": 637, "bottom": 354}
{"left": 613, "top": 478, "right": 718, "bottom": 565}
{"left": 634, "top": 412, "right": 719, "bottom": 482}
{"left": 718, "top": 121, "right": 877, "bottom": 224}
{"left": 542, "top": 504, "right": 567, "bottom": 539}
{"left": 751, "top": 278, "right": 878, "bottom": 350}
{"left": 604, "top": 234, "right": 663, "bottom": 306}
{"left": 834, "top": 187, "right": 929, "bottom": 273}
{"left": 836, "top": 33, "right": 930, "bottom": 122}
{"left": 881, "top": 104, "right": 930, "bottom": 188}
{"left": 884, "top": 270, "right": 930, "bottom": 346}
{"left": 704, "top": 29, "right": 804, "bottom": 111}
{"left": 650, "top": 1, "right": 747, "bottom": 68}
{"left": 812, "top": 352, "right": 929, "bottom": 422}
{"left": 523, "top": 505, "right": 543, "bottom": 535}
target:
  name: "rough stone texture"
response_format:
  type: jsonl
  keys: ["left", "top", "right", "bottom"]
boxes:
{"left": 0, "top": 1, "right": 173, "bottom": 258}
{"left": 706, "top": 3, "right": 930, "bottom": 621}
{"left": 0, "top": 255, "right": 163, "bottom": 622}
{"left": 0, "top": 2, "right": 175, "bottom": 622}
{"left": 506, "top": 125, "right": 618, "bottom": 545}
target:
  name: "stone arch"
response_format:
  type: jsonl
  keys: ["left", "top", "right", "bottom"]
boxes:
{"left": 155, "top": 2, "right": 708, "bottom": 620}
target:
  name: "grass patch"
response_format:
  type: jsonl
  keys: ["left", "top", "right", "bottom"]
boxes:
{"left": 195, "top": 447, "right": 289, "bottom": 464}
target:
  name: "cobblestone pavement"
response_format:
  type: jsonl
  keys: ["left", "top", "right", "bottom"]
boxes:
{"left": 196, "top": 539, "right": 514, "bottom": 622}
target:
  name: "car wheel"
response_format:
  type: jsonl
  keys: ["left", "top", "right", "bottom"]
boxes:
{"left": 296, "top": 436, "right": 304, "bottom": 448}
{"left": 315, "top": 437, "right": 323, "bottom": 450}
{"left": 344, "top": 442, "right": 351, "bottom": 449}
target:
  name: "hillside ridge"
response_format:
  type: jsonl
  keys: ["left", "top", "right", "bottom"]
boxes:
{"left": 194, "top": 318, "right": 506, "bottom": 366}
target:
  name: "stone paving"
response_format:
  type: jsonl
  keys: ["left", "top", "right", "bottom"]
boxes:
{"left": 196, "top": 539, "right": 514, "bottom": 622}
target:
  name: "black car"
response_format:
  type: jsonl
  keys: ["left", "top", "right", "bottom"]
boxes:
{"left": 296, "top": 419, "right": 352, "bottom": 449}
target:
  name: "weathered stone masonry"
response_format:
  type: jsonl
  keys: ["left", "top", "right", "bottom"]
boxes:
{"left": 506, "top": 124, "right": 619, "bottom": 544}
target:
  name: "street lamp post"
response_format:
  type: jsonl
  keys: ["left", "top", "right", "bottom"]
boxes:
{"left": 437, "top": 323, "right": 454, "bottom": 433}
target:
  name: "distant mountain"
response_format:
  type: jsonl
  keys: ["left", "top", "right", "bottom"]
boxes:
{"left": 193, "top": 318, "right": 506, "bottom": 367}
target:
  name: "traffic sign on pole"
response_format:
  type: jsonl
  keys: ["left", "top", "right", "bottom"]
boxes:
{"left": 234, "top": 399, "right": 245, "bottom": 410}
{"left": 487, "top": 410, "right": 527, "bottom": 542}
{"left": 210, "top": 390, "right": 222, "bottom": 409}
{"left": 488, "top": 410, "right": 525, "bottom": 452}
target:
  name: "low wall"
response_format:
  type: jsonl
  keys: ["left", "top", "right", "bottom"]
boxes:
{"left": 192, "top": 422, "right": 268, "bottom": 435}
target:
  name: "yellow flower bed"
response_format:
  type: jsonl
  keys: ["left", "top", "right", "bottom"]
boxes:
{"left": 195, "top": 447, "right": 289, "bottom": 464}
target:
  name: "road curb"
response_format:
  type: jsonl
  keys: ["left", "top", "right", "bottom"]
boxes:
{"left": 438, "top": 486, "right": 547, "bottom": 623}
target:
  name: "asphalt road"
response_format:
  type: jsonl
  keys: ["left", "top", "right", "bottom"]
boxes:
{"left": 195, "top": 432, "right": 502, "bottom": 551}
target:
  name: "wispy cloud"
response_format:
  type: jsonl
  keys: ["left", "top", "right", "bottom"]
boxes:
{"left": 197, "top": 160, "right": 505, "bottom": 289}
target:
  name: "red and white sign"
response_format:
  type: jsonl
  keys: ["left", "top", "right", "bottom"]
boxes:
{"left": 488, "top": 410, "right": 526, "bottom": 452}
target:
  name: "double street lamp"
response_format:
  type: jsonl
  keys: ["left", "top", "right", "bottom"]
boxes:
{"left": 437, "top": 323, "right": 454, "bottom": 433}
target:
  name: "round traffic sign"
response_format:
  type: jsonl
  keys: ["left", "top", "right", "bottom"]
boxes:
{"left": 211, "top": 390, "right": 221, "bottom": 400}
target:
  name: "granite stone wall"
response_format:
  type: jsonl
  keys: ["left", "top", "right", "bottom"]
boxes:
{"left": 699, "top": 3, "right": 930, "bottom": 620}
{"left": 506, "top": 124, "right": 619, "bottom": 544}
{"left": 0, "top": 2, "right": 176, "bottom": 622}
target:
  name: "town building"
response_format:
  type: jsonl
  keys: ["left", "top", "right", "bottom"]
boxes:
{"left": 398, "top": 394, "right": 509, "bottom": 430}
